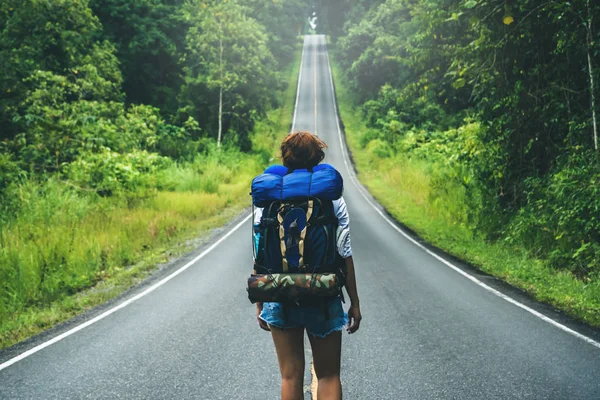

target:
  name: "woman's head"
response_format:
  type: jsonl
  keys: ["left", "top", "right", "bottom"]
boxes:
{"left": 281, "top": 131, "right": 327, "bottom": 170}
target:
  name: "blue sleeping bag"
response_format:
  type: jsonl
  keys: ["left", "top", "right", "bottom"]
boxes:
{"left": 251, "top": 164, "right": 343, "bottom": 207}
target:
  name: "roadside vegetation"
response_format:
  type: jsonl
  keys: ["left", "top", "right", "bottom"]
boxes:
{"left": 0, "top": 0, "right": 305, "bottom": 349}
{"left": 322, "top": 0, "right": 600, "bottom": 326}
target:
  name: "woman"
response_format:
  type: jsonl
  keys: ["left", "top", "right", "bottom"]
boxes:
{"left": 254, "top": 131, "right": 362, "bottom": 400}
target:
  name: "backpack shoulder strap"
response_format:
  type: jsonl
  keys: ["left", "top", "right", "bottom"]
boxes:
{"left": 277, "top": 199, "right": 313, "bottom": 272}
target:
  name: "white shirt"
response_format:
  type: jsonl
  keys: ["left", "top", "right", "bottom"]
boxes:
{"left": 253, "top": 197, "right": 352, "bottom": 258}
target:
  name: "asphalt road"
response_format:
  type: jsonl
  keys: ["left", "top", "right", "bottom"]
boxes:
{"left": 1, "top": 35, "right": 600, "bottom": 400}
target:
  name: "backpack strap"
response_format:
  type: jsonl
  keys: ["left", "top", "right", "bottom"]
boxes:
{"left": 299, "top": 200, "right": 314, "bottom": 268}
{"left": 277, "top": 210, "right": 289, "bottom": 272}
{"left": 305, "top": 199, "right": 314, "bottom": 222}
{"left": 276, "top": 200, "right": 314, "bottom": 272}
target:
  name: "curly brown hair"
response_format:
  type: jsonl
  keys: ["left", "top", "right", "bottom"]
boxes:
{"left": 280, "top": 131, "right": 327, "bottom": 170}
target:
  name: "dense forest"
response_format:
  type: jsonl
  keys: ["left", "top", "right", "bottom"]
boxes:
{"left": 0, "top": 0, "right": 305, "bottom": 345}
{"left": 0, "top": 0, "right": 306, "bottom": 164}
{"left": 316, "top": 0, "right": 600, "bottom": 287}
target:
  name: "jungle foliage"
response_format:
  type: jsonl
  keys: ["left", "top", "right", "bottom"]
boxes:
{"left": 0, "top": 0, "right": 305, "bottom": 209}
{"left": 0, "top": 0, "right": 304, "bottom": 336}
{"left": 324, "top": 0, "right": 600, "bottom": 278}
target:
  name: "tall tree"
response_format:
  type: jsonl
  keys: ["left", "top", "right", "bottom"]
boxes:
{"left": 180, "top": 0, "right": 278, "bottom": 150}
{"left": 586, "top": 0, "right": 598, "bottom": 150}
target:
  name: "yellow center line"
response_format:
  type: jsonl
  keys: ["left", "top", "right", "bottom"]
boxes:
{"left": 311, "top": 361, "right": 318, "bottom": 398}
{"left": 314, "top": 37, "right": 318, "bottom": 135}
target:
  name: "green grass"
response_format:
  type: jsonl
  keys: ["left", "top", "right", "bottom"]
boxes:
{"left": 0, "top": 183, "right": 249, "bottom": 347}
{"left": 0, "top": 153, "right": 259, "bottom": 349}
{"left": 331, "top": 58, "right": 600, "bottom": 327}
{"left": 0, "top": 41, "right": 303, "bottom": 350}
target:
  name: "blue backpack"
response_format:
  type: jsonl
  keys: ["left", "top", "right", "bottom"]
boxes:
{"left": 251, "top": 164, "right": 345, "bottom": 277}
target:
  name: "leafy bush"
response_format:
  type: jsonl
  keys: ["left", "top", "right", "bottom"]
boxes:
{"left": 0, "top": 0, "right": 123, "bottom": 140}
{"left": 0, "top": 153, "right": 26, "bottom": 221}
{"left": 400, "top": 123, "right": 485, "bottom": 230}
{"left": 66, "top": 149, "right": 171, "bottom": 197}
{"left": 365, "top": 139, "right": 394, "bottom": 159}
{"left": 155, "top": 118, "right": 208, "bottom": 161}
{"left": 0, "top": 153, "right": 23, "bottom": 193}
{"left": 10, "top": 70, "right": 205, "bottom": 171}
{"left": 10, "top": 68, "right": 125, "bottom": 170}
{"left": 506, "top": 150, "right": 600, "bottom": 277}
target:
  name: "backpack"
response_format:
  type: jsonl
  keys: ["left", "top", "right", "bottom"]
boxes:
{"left": 249, "top": 165, "right": 346, "bottom": 305}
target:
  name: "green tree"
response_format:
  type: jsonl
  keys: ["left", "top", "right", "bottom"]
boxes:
{"left": 0, "top": 0, "right": 122, "bottom": 140}
{"left": 180, "top": 0, "right": 278, "bottom": 150}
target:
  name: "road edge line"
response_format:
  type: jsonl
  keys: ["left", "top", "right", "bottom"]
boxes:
{"left": 0, "top": 214, "right": 253, "bottom": 371}
{"left": 290, "top": 36, "right": 307, "bottom": 134}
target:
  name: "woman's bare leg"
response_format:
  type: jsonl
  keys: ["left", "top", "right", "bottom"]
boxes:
{"left": 308, "top": 331, "right": 342, "bottom": 400}
{"left": 270, "top": 326, "right": 305, "bottom": 400}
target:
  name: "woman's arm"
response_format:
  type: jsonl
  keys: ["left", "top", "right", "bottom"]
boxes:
{"left": 256, "top": 301, "right": 270, "bottom": 331}
{"left": 254, "top": 267, "right": 270, "bottom": 331}
{"left": 344, "top": 256, "right": 362, "bottom": 333}
{"left": 253, "top": 209, "right": 271, "bottom": 331}
{"left": 333, "top": 197, "right": 362, "bottom": 333}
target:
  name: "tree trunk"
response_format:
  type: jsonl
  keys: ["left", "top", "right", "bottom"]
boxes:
{"left": 587, "top": 52, "right": 597, "bottom": 150}
{"left": 217, "top": 34, "right": 224, "bottom": 149}
{"left": 586, "top": 0, "right": 598, "bottom": 150}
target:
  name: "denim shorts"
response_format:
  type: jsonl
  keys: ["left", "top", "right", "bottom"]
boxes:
{"left": 259, "top": 297, "right": 348, "bottom": 338}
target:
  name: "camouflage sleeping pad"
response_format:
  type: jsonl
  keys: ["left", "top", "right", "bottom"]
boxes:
{"left": 247, "top": 273, "right": 341, "bottom": 304}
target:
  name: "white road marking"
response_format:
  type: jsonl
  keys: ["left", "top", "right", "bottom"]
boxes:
{"left": 0, "top": 216, "right": 253, "bottom": 372}
{"left": 290, "top": 36, "right": 307, "bottom": 134}
{"left": 321, "top": 36, "right": 600, "bottom": 350}
{"left": 1, "top": 36, "right": 315, "bottom": 372}
{"left": 311, "top": 361, "right": 318, "bottom": 398}
{"left": 314, "top": 38, "right": 318, "bottom": 135}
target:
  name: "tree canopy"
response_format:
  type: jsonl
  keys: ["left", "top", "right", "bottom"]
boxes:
{"left": 332, "top": 0, "right": 600, "bottom": 275}
{"left": 0, "top": 0, "right": 304, "bottom": 165}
